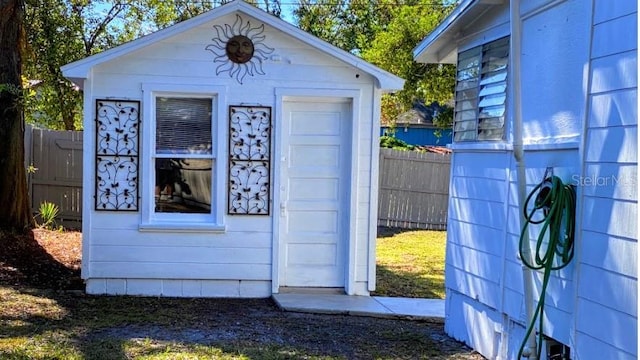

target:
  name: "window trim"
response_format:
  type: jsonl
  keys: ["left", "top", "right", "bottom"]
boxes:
{"left": 140, "top": 84, "right": 228, "bottom": 232}
{"left": 454, "top": 36, "right": 509, "bottom": 142}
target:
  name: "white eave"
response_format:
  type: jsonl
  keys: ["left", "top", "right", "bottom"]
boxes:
{"left": 61, "top": 0, "right": 404, "bottom": 91}
{"left": 413, "top": 0, "right": 504, "bottom": 64}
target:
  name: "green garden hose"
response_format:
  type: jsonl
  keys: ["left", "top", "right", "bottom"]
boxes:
{"left": 517, "top": 175, "right": 576, "bottom": 359}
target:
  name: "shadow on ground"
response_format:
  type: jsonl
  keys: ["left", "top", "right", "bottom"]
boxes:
{"left": 376, "top": 226, "right": 419, "bottom": 238}
{"left": 0, "top": 229, "right": 82, "bottom": 290}
{"left": 0, "top": 229, "right": 481, "bottom": 359}
{"left": 373, "top": 264, "right": 444, "bottom": 299}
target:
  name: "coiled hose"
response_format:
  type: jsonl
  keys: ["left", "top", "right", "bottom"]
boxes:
{"left": 517, "top": 175, "right": 576, "bottom": 359}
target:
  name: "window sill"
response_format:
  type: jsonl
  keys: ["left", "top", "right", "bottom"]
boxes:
{"left": 139, "top": 222, "right": 226, "bottom": 233}
{"left": 448, "top": 142, "right": 513, "bottom": 152}
{"left": 448, "top": 140, "right": 581, "bottom": 152}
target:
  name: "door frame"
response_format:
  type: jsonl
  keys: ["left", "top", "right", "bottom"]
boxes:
{"left": 272, "top": 88, "right": 361, "bottom": 295}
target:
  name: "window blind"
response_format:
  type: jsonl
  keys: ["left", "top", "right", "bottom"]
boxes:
{"left": 156, "top": 97, "right": 213, "bottom": 154}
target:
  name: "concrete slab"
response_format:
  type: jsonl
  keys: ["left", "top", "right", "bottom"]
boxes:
{"left": 272, "top": 293, "right": 445, "bottom": 321}
{"left": 272, "top": 293, "right": 389, "bottom": 316}
{"left": 374, "top": 297, "right": 445, "bottom": 318}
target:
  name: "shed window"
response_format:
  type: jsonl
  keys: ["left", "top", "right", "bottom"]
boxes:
{"left": 154, "top": 97, "right": 214, "bottom": 214}
{"left": 454, "top": 37, "right": 509, "bottom": 142}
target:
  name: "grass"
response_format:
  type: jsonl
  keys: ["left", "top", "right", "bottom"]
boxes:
{"left": 0, "top": 229, "right": 482, "bottom": 359}
{"left": 374, "top": 228, "right": 447, "bottom": 299}
{"left": 0, "top": 286, "right": 481, "bottom": 360}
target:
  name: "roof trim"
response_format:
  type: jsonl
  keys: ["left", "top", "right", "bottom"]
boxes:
{"left": 413, "top": 0, "right": 503, "bottom": 64}
{"left": 62, "top": 0, "right": 404, "bottom": 91}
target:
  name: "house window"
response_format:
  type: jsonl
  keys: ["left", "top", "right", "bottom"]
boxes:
{"left": 154, "top": 97, "right": 214, "bottom": 215}
{"left": 454, "top": 36, "right": 509, "bottom": 141}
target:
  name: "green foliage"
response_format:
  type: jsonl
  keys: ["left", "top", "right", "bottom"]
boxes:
{"left": 23, "top": 0, "right": 95, "bottom": 130}
{"left": 23, "top": 0, "right": 284, "bottom": 131}
{"left": 295, "top": 1, "right": 456, "bottom": 125}
{"left": 433, "top": 103, "right": 454, "bottom": 128}
{"left": 295, "top": 0, "right": 396, "bottom": 55}
{"left": 361, "top": 2, "right": 456, "bottom": 124}
{"left": 380, "top": 135, "right": 415, "bottom": 151}
{"left": 37, "top": 201, "right": 59, "bottom": 229}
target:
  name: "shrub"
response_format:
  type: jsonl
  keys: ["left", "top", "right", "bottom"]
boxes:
{"left": 380, "top": 135, "right": 415, "bottom": 151}
{"left": 38, "top": 201, "right": 60, "bottom": 229}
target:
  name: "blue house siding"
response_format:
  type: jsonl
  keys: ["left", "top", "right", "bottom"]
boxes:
{"left": 380, "top": 126, "right": 452, "bottom": 146}
{"left": 414, "top": 0, "right": 637, "bottom": 359}
{"left": 575, "top": 1, "right": 637, "bottom": 357}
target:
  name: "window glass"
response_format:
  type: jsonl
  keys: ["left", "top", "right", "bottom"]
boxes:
{"left": 454, "top": 120, "right": 477, "bottom": 131}
{"left": 478, "top": 94, "right": 506, "bottom": 108}
{"left": 453, "top": 37, "right": 509, "bottom": 141}
{"left": 479, "top": 82, "right": 506, "bottom": 97}
{"left": 155, "top": 158, "right": 212, "bottom": 214}
{"left": 154, "top": 97, "right": 213, "bottom": 214}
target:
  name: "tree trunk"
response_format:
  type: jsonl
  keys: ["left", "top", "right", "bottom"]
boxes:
{"left": 0, "top": 0, "right": 34, "bottom": 233}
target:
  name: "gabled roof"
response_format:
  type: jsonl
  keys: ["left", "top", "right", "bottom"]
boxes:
{"left": 413, "top": 0, "right": 503, "bottom": 64}
{"left": 61, "top": 0, "right": 404, "bottom": 91}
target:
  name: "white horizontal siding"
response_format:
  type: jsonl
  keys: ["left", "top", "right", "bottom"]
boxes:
{"left": 590, "top": 50, "right": 637, "bottom": 94}
{"left": 448, "top": 219, "right": 504, "bottom": 257}
{"left": 576, "top": 298, "right": 637, "bottom": 356}
{"left": 444, "top": 1, "right": 636, "bottom": 359}
{"left": 449, "top": 197, "right": 505, "bottom": 229}
{"left": 444, "top": 290, "right": 505, "bottom": 359}
{"left": 450, "top": 176, "right": 508, "bottom": 203}
{"left": 575, "top": 2, "right": 638, "bottom": 358}
{"left": 450, "top": 152, "right": 510, "bottom": 180}
{"left": 582, "top": 163, "right": 637, "bottom": 200}
{"left": 96, "top": 61, "right": 367, "bottom": 86}
{"left": 591, "top": 13, "right": 637, "bottom": 59}
{"left": 90, "top": 262, "right": 271, "bottom": 280}
{"left": 589, "top": 89, "right": 637, "bottom": 128}
{"left": 90, "top": 229, "right": 271, "bottom": 247}
{"left": 581, "top": 197, "right": 637, "bottom": 239}
{"left": 577, "top": 264, "right": 636, "bottom": 317}
{"left": 585, "top": 126, "right": 637, "bottom": 163}
{"left": 91, "top": 245, "right": 270, "bottom": 264}
{"left": 445, "top": 263, "right": 501, "bottom": 310}
{"left": 507, "top": 149, "right": 581, "bottom": 183}
{"left": 580, "top": 230, "right": 637, "bottom": 277}
{"left": 447, "top": 243, "right": 501, "bottom": 283}
{"left": 502, "top": 287, "right": 524, "bottom": 321}
{"left": 575, "top": 332, "right": 636, "bottom": 360}
{"left": 593, "top": 0, "right": 637, "bottom": 25}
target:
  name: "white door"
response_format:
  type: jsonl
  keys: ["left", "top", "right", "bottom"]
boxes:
{"left": 280, "top": 99, "right": 351, "bottom": 288}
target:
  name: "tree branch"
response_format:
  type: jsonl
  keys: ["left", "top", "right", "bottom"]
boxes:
{"left": 84, "top": 1, "right": 125, "bottom": 56}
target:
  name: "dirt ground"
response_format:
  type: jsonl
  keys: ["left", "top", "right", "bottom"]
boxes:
{"left": 0, "top": 228, "right": 484, "bottom": 359}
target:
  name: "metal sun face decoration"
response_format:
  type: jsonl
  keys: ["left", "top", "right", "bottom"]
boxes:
{"left": 206, "top": 15, "right": 275, "bottom": 84}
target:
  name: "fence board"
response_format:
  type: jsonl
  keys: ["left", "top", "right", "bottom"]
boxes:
{"left": 26, "top": 125, "right": 83, "bottom": 229}
{"left": 23, "top": 131, "right": 450, "bottom": 231}
{"left": 377, "top": 148, "right": 451, "bottom": 230}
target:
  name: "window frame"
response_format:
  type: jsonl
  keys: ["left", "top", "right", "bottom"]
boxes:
{"left": 453, "top": 36, "right": 509, "bottom": 142}
{"left": 140, "top": 84, "right": 228, "bottom": 232}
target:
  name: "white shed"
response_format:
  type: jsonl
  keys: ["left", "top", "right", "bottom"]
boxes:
{"left": 414, "top": 0, "right": 636, "bottom": 359}
{"left": 61, "top": 0, "right": 404, "bottom": 298}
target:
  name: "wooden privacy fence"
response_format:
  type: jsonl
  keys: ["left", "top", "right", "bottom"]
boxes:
{"left": 377, "top": 148, "right": 451, "bottom": 230}
{"left": 23, "top": 129, "right": 450, "bottom": 230}
{"left": 25, "top": 125, "right": 83, "bottom": 229}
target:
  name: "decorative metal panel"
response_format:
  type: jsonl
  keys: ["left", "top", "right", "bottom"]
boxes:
{"left": 228, "top": 106, "right": 271, "bottom": 215}
{"left": 205, "top": 14, "right": 275, "bottom": 84}
{"left": 95, "top": 99, "right": 140, "bottom": 211}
